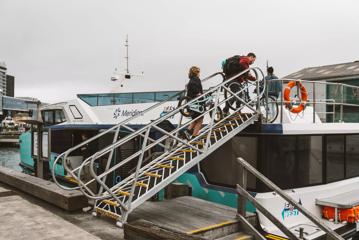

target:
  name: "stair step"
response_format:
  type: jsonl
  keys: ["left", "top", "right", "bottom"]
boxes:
{"left": 135, "top": 181, "right": 148, "bottom": 188}
{"left": 169, "top": 156, "right": 185, "bottom": 161}
{"left": 191, "top": 141, "right": 204, "bottom": 145}
{"left": 116, "top": 190, "right": 130, "bottom": 196}
{"left": 102, "top": 199, "right": 118, "bottom": 207}
{"left": 177, "top": 149, "right": 196, "bottom": 153}
{"left": 143, "top": 172, "right": 162, "bottom": 178}
{"left": 65, "top": 175, "right": 78, "bottom": 184}
{"left": 215, "top": 232, "right": 253, "bottom": 240}
{"left": 95, "top": 207, "right": 120, "bottom": 220}
{"left": 156, "top": 164, "right": 174, "bottom": 169}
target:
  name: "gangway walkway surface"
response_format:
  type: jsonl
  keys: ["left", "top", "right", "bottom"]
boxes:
{"left": 52, "top": 68, "right": 266, "bottom": 226}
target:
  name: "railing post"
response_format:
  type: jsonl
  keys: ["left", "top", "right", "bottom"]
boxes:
{"left": 340, "top": 84, "right": 344, "bottom": 122}
{"left": 280, "top": 79, "right": 284, "bottom": 124}
{"left": 299, "top": 227, "right": 304, "bottom": 239}
{"left": 237, "top": 165, "right": 247, "bottom": 217}
{"left": 313, "top": 82, "right": 316, "bottom": 123}
{"left": 97, "top": 125, "right": 121, "bottom": 196}
{"left": 256, "top": 75, "right": 261, "bottom": 116}
{"left": 127, "top": 127, "right": 151, "bottom": 210}
{"left": 205, "top": 87, "right": 221, "bottom": 150}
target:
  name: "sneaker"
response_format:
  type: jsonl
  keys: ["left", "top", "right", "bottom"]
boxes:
{"left": 183, "top": 129, "right": 192, "bottom": 140}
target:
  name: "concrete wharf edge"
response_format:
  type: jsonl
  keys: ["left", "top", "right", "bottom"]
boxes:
{"left": 0, "top": 166, "right": 87, "bottom": 211}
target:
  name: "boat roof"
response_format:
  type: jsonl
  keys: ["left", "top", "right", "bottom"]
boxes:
{"left": 284, "top": 61, "right": 359, "bottom": 81}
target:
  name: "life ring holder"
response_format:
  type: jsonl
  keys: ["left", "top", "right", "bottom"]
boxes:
{"left": 283, "top": 80, "right": 308, "bottom": 114}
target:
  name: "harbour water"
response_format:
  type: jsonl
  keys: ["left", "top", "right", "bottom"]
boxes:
{"left": 0, "top": 147, "right": 21, "bottom": 171}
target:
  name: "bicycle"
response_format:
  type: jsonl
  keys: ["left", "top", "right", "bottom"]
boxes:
{"left": 223, "top": 80, "right": 279, "bottom": 123}
{"left": 178, "top": 91, "right": 223, "bottom": 122}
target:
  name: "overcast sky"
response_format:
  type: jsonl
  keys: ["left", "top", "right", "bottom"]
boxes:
{"left": 0, "top": 0, "right": 358, "bottom": 103}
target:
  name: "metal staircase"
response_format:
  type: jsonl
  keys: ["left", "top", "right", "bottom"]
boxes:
{"left": 52, "top": 67, "right": 266, "bottom": 226}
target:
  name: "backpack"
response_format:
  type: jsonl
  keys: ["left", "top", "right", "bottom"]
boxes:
{"left": 222, "top": 55, "right": 245, "bottom": 76}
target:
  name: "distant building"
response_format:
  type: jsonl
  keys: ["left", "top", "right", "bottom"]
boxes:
{"left": 6, "top": 75, "right": 14, "bottom": 97}
{"left": 0, "top": 62, "right": 6, "bottom": 115}
{"left": 285, "top": 61, "right": 359, "bottom": 122}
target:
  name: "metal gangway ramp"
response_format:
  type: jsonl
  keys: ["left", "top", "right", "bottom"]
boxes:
{"left": 52, "top": 68, "right": 266, "bottom": 226}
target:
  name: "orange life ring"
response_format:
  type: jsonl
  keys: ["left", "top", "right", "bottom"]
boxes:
{"left": 283, "top": 81, "right": 308, "bottom": 114}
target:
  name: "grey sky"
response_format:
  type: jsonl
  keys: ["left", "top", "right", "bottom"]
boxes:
{"left": 0, "top": 0, "right": 358, "bottom": 103}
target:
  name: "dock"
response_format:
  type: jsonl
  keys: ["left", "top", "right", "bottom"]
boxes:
{"left": 0, "top": 166, "right": 255, "bottom": 240}
{"left": 0, "top": 132, "right": 20, "bottom": 145}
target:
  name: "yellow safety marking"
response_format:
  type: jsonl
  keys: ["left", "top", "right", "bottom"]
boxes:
{"left": 169, "top": 156, "right": 185, "bottom": 161}
{"left": 144, "top": 172, "right": 162, "bottom": 178}
{"left": 102, "top": 199, "right": 118, "bottom": 207}
{"left": 265, "top": 233, "right": 289, "bottom": 240}
{"left": 235, "top": 236, "right": 251, "bottom": 240}
{"left": 187, "top": 220, "right": 237, "bottom": 235}
{"left": 65, "top": 176, "right": 78, "bottom": 184}
{"left": 95, "top": 208, "right": 120, "bottom": 220}
{"left": 177, "top": 149, "right": 196, "bottom": 153}
{"left": 156, "top": 164, "right": 174, "bottom": 169}
{"left": 116, "top": 190, "right": 130, "bottom": 196}
{"left": 135, "top": 181, "right": 148, "bottom": 188}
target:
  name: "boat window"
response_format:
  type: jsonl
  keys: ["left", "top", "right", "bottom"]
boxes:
{"left": 133, "top": 92, "right": 155, "bottom": 103}
{"left": 113, "top": 93, "right": 133, "bottom": 105}
{"left": 260, "top": 135, "right": 324, "bottom": 191}
{"left": 297, "top": 136, "right": 322, "bottom": 185}
{"left": 69, "top": 105, "right": 83, "bottom": 119}
{"left": 98, "top": 94, "right": 115, "bottom": 106}
{"left": 155, "top": 91, "right": 180, "bottom": 101}
{"left": 43, "top": 111, "right": 54, "bottom": 124}
{"left": 346, "top": 135, "right": 359, "bottom": 178}
{"left": 80, "top": 95, "right": 98, "bottom": 106}
{"left": 77, "top": 91, "right": 181, "bottom": 106}
{"left": 199, "top": 136, "right": 258, "bottom": 190}
{"left": 326, "top": 135, "right": 345, "bottom": 183}
{"left": 54, "top": 110, "right": 66, "bottom": 123}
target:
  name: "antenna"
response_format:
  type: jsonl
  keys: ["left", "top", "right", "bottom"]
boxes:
{"left": 110, "top": 34, "right": 144, "bottom": 86}
{"left": 125, "top": 34, "right": 129, "bottom": 74}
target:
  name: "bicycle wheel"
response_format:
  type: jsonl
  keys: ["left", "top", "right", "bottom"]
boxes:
{"left": 208, "top": 103, "right": 223, "bottom": 123}
{"left": 223, "top": 81, "right": 243, "bottom": 111}
{"left": 178, "top": 96, "right": 191, "bottom": 117}
{"left": 260, "top": 95, "right": 279, "bottom": 123}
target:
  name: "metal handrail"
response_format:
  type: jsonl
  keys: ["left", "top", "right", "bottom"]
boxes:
{"left": 236, "top": 157, "right": 344, "bottom": 240}
{"left": 263, "top": 78, "right": 359, "bottom": 124}
{"left": 69, "top": 67, "right": 265, "bottom": 201}
{"left": 51, "top": 71, "right": 225, "bottom": 190}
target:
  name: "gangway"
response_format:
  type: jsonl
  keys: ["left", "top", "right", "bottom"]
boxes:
{"left": 52, "top": 68, "right": 266, "bottom": 226}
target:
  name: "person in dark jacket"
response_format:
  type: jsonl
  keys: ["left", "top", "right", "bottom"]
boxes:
{"left": 265, "top": 66, "right": 281, "bottom": 98}
{"left": 183, "top": 66, "right": 203, "bottom": 139}
{"left": 223, "top": 53, "right": 256, "bottom": 114}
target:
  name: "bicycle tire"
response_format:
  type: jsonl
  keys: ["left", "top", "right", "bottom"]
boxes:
{"left": 208, "top": 104, "right": 223, "bottom": 123}
{"left": 260, "top": 95, "right": 279, "bottom": 123}
{"left": 178, "top": 96, "right": 192, "bottom": 117}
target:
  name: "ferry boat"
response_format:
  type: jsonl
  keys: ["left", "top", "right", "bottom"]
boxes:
{"left": 19, "top": 59, "right": 359, "bottom": 239}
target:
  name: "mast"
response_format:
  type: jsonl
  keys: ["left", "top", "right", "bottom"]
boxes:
{"left": 125, "top": 34, "right": 129, "bottom": 74}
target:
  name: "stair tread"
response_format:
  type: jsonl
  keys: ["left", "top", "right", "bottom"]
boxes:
{"left": 215, "top": 232, "right": 253, "bottom": 240}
